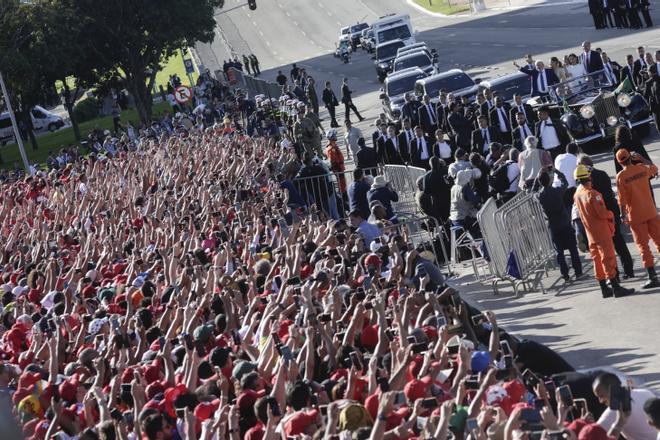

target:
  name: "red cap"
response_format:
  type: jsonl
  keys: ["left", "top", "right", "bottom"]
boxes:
{"left": 283, "top": 409, "right": 320, "bottom": 436}
{"left": 364, "top": 254, "right": 382, "bottom": 270}
{"left": 236, "top": 389, "right": 266, "bottom": 409}
{"left": 404, "top": 375, "right": 433, "bottom": 402}
{"left": 359, "top": 325, "right": 378, "bottom": 349}
{"left": 145, "top": 381, "right": 165, "bottom": 400}
{"left": 578, "top": 423, "right": 615, "bottom": 440}
{"left": 194, "top": 399, "right": 221, "bottom": 421}
{"left": 567, "top": 419, "right": 589, "bottom": 435}
{"left": 59, "top": 377, "right": 79, "bottom": 402}
{"left": 143, "top": 363, "right": 161, "bottom": 385}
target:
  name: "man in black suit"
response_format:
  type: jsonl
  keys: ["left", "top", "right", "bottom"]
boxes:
{"left": 620, "top": 54, "right": 636, "bottom": 86}
{"left": 601, "top": 0, "right": 616, "bottom": 27}
{"left": 639, "top": 0, "right": 653, "bottom": 26}
{"left": 321, "top": 81, "right": 340, "bottom": 128}
{"left": 372, "top": 120, "right": 387, "bottom": 150}
{"left": 380, "top": 126, "right": 405, "bottom": 165}
{"left": 398, "top": 117, "right": 415, "bottom": 164}
{"left": 417, "top": 94, "right": 438, "bottom": 136}
{"left": 589, "top": 0, "right": 604, "bottom": 28}
{"left": 613, "top": 0, "right": 629, "bottom": 27}
{"left": 401, "top": 93, "right": 421, "bottom": 128}
{"left": 511, "top": 112, "right": 535, "bottom": 151}
{"left": 580, "top": 41, "right": 605, "bottom": 73}
{"left": 627, "top": 0, "right": 643, "bottom": 28}
{"left": 447, "top": 102, "right": 473, "bottom": 150}
{"left": 509, "top": 94, "right": 536, "bottom": 126}
{"left": 355, "top": 138, "right": 378, "bottom": 172}
{"left": 435, "top": 91, "right": 449, "bottom": 132}
{"left": 471, "top": 115, "right": 499, "bottom": 154}
{"left": 535, "top": 106, "right": 570, "bottom": 161}
{"left": 340, "top": 78, "right": 364, "bottom": 122}
{"left": 489, "top": 96, "right": 512, "bottom": 145}
{"left": 409, "top": 126, "right": 434, "bottom": 169}
{"left": 515, "top": 60, "right": 560, "bottom": 97}
{"left": 601, "top": 52, "right": 621, "bottom": 86}
{"left": 633, "top": 46, "right": 648, "bottom": 87}
{"left": 479, "top": 89, "right": 495, "bottom": 118}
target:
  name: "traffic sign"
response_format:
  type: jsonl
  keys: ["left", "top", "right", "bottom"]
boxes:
{"left": 183, "top": 58, "right": 195, "bottom": 74}
{"left": 174, "top": 86, "right": 192, "bottom": 104}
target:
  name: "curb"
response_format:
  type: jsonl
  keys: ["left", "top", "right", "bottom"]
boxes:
{"left": 406, "top": 0, "right": 586, "bottom": 18}
{"left": 405, "top": 0, "right": 471, "bottom": 17}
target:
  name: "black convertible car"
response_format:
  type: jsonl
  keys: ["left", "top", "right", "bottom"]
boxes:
{"left": 527, "top": 70, "right": 653, "bottom": 145}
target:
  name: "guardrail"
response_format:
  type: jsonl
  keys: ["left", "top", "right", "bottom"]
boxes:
{"left": 225, "top": 67, "right": 282, "bottom": 98}
{"left": 477, "top": 191, "right": 555, "bottom": 296}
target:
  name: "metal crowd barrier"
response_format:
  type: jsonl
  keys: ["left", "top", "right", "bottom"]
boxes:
{"left": 389, "top": 215, "right": 451, "bottom": 276}
{"left": 381, "top": 165, "right": 426, "bottom": 216}
{"left": 292, "top": 167, "right": 380, "bottom": 220}
{"left": 477, "top": 192, "right": 555, "bottom": 297}
{"left": 227, "top": 67, "right": 282, "bottom": 99}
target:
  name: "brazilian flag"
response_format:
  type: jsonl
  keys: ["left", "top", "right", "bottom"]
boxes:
{"left": 615, "top": 76, "right": 634, "bottom": 94}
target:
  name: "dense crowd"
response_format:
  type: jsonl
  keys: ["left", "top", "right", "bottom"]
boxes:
{"left": 1, "top": 43, "right": 660, "bottom": 440}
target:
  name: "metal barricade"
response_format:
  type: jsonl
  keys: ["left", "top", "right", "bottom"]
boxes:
{"left": 382, "top": 165, "right": 422, "bottom": 216}
{"left": 292, "top": 167, "right": 380, "bottom": 220}
{"left": 477, "top": 192, "right": 555, "bottom": 296}
{"left": 390, "top": 215, "right": 451, "bottom": 276}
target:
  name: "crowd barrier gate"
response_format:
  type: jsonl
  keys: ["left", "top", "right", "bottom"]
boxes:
{"left": 381, "top": 165, "right": 426, "bottom": 216}
{"left": 477, "top": 192, "right": 555, "bottom": 296}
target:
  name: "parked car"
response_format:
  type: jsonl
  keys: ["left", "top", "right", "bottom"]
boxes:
{"left": 373, "top": 39, "right": 407, "bottom": 82}
{"left": 414, "top": 69, "right": 480, "bottom": 102}
{"left": 0, "top": 105, "right": 65, "bottom": 145}
{"left": 478, "top": 71, "right": 531, "bottom": 103}
{"left": 380, "top": 67, "right": 428, "bottom": 122}
{"left": 392, "top": 51, "right": 436, "bottom": 76}
{"left": 536, "top": 70, "right": 653, "bottom": 145}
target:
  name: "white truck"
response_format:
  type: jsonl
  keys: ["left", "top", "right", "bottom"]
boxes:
{"left": 370, "top": 14, "right": 416, "bottom": 48}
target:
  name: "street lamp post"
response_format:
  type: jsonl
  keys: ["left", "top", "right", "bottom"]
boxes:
{"left": 0, "top": 71, "right": 31, "bottom": 174}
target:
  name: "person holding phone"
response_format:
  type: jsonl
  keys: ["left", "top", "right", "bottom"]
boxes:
{"left": 592, "top": 373, "right": 658, "bottom": 439}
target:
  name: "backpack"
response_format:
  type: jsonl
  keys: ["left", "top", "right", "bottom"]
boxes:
{"left": 489, "top": 162, "right": 512, "bottom": 194}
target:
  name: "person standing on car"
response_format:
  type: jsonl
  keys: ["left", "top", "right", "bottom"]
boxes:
{"left": 322, "top": 81, "right": 340, "bottom": 128}
{"left": 573, "top": 164, "right": 635, "bottom": 298}
{"left": 341, "top": 78, "right": 364, "bottom": 122}
{"left": 644, "top": 50, "right": 660, "bottom": 135}
{"left": 580, "top": 41, "right": 605, "bottom": 74}
{"left": 616, "top": 149, "right": 660, "bottom": 289}
{"left": 515, "top": 59, "right": 559, "bottom": 98}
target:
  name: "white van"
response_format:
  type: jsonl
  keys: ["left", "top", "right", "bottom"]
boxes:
{"left": 0, "top": 106, "right": 65, "bottom": 144}
{"left": 371, "top": 14, "right": 415, "bottom": 47}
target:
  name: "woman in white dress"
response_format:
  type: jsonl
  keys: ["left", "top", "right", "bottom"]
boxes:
{"left": 564, "top": 53, "right": 588, "bottom": 93}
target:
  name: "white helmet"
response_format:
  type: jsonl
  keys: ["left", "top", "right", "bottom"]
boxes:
{"left": 326, "top": 129, "right": 337, "bottom": 140}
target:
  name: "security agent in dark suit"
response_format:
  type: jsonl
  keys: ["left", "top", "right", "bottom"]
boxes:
{"left": 372, "top": 121, "right": 388, "bottom": 152}
{"left": 580, "top": 41, "right": 605, "bottom": 73}
{"left": 589, "top": 0, "right": 605, "bottom": 28}
{"left": 401, "top": 93, "right": 421, "bottom": 127}
{"left": 511, "top": 112, "right": 535, "bottom": 151}
{"left": 626, "top": 0, "right": 643, "bottom": 28}
{"left": 639, "top": 0, "right": 653, "bottom": 27}
{"left": 620, "top": 54, "right": 636, "bottom": 85}
{"left": 447, "top": 102, "right": 473, "bottom": 150}
{"left": 397, "top": 118, "right": 415, "bottom": 164}
{"left": 515, "top": 59, "right": 559, "bottom": 98}
{"left": 340, "top": 78, "right": 365, "bottom": 122}
{"left": 509, "top": 94, "right": 536, "bottom": 126}
{"left": 355, "top": 137, "right": 378, "bottom": 173}
{"left": 633, "top": 46, "right": 649, "bottom": 87}
{"left": 417, "top": 94, "right": 439, "bottom": 136}
{"left": 409, "top": 126, "right": 434, "bottom": 169}
{"left": 489, "top": 96, "right": 512, "bottom": 145}
{"left": 577, "top": 155, "right": 635, "bottom": 278}
{"left": 601, "top": 0, "right": 616, "bottom": 27}
{"left": 380, "top": 125, "right": 405, "bottom": 165}
{"left": 321, "top": 81, "right": 340, "bottom": 128}
{"left": 534, "top": 106, "right": 570, "bottom": 160}
{"left": 479, "top": 89, "right": 495, "bottom": 118}
{"left": 471, "top": 115, "right": 499, "bottom": 155}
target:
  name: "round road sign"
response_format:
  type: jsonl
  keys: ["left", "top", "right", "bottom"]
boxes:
{"left": 174, "top": 86, "right": 193, "bottom": 104}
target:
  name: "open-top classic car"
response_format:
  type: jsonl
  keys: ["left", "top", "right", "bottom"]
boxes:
{"left": 528, "top": 70, "right": 653, "bottom": 146}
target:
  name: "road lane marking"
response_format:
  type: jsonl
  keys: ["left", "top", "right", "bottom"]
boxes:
{"left": 266, "top": 41, "right": 271, "bottom": 46}
{"left": 259, "top": 30, "right": 264, "bottom": 36}
{"left": 318, "top": 2, "right": 324, "bottom": 7}
{"left": 252, "top": 21, "right": 257, "bottom": 26}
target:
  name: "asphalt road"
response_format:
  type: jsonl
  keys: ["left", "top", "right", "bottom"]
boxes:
{"left": 197, "top": 0, "right": 660, "bottom": 391}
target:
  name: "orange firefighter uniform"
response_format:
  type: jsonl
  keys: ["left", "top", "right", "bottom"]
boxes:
{"left": 616, "top": 158, "right": 660, "bottom": 269}
{"left": 326, "top": 141, "right": 347, "bottom": 193}
{"left": 574, "top": 183, "right": 617, "bottom": 281}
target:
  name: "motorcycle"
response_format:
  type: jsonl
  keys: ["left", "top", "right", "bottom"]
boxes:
{"left": 341, "top": 49, "right": 350, "bottom": 64}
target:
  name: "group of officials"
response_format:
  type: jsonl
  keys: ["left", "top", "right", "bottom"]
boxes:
{"left": 588, "top": 0, "right": 653, "bottom": 29}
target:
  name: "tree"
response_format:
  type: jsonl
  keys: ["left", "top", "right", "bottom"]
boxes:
{"left": 71, "top": 0, "right": 222, "bottom": 124}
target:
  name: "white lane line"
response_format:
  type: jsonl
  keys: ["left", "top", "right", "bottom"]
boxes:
{"left": 327, "top": 11, "right": 332, "bottom": 16}
{"left": 259, "top": 30, "right": 264, "bottom": 36}
{"left": 285, "top": 11, "right": 290, "bottom": 17}
{"left": 293, "top": 21, "right": 299, "bottom": 25}
{"left": 301, "top": 30, "right": 307, "bottom": 36}
{"left": 318, "top": 2, "right": 324, "bottom": 7}
{"left": 266, "top": 41, "right": 271, "bottom": 46}
{"left": 273, "top": 50, "right": 278, "bottom": 55}
{"left": 252, "top": 21, "right": 257, "bottom": 26}
{"left": 492, "top": 43, "right": 504, "bottom": 47}
{"left": 336, "top": 21, "right": 342, "bottom": 26}
{"left": 470, "top": 43, "right": 480, "bottom": 46}
{"left": 278, "top": 3, "right": 283, "bottom": 7}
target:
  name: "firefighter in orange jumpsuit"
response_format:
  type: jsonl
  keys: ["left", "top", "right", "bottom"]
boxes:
{"left": 325, "top": 129, "right": 347, "bottom": 193}
{"left": 615, "top": 148, "right": 660, "bottom": 289}
{"left": 573, "top": 164, "right": 635, "bottom": 298}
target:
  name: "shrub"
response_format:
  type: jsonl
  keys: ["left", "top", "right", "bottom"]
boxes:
{"left": 72, "top": 98, "right": 99, "bottom": 123}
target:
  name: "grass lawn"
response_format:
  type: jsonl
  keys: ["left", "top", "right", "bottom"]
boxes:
{"left": 155, "top": 49, "right": 199, "bottom": 90}
{"left": 413, "top": 0, "right": 471, "bottom": 14}
{"left": 0, "top": 101, "right": 171, "bottom": 169}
